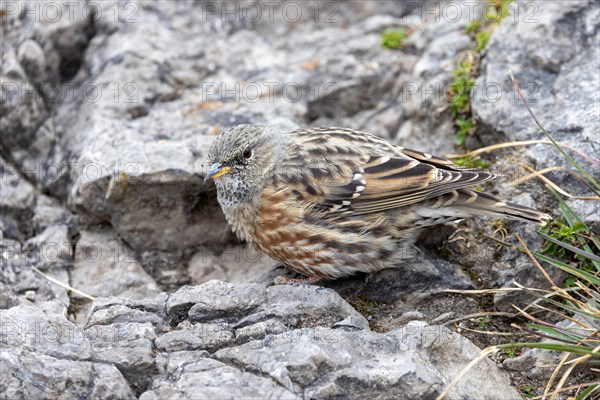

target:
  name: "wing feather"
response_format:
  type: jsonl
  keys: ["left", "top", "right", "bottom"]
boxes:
{"left": 275, "top": 128, "right": 496, "bottom": 216}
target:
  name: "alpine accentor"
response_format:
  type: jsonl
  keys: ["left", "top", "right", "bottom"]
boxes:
{"left": 205, "top": 125, "right": 549, "bottom": 282}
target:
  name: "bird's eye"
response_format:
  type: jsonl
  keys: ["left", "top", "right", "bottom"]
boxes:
{"left": 242, "top": 146, "right": 252, "bottom": 159}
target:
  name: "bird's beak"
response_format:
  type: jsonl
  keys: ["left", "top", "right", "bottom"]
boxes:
{"left": 204, "top": 162, "right": 232, "bottom": 181}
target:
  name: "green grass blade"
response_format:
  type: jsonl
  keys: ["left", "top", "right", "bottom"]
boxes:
{"left": 526, "top": 323, "right": 590, "bottom": 346}
{"left": 532, "top": 251, "right": 600, "bottom": 286}
{"left": 520, "top": 288, "right": 599, "bottom": 320}
{"left": 552, "top": 188, "right": 600, "bottom": 248}
{"left": 538, "top": 232, "right": 600, "bottom": 262}
{"left": 514, "top": 283, "right": 599, "bottom": 319}
{"left": 497, "top": 342, "right": 600, "bottom": 356}
{"left": 577, "top": 384, "right": 599, "bottom": 400}
{"left": 549, "top": 188, "right": 600, "bottom": 272}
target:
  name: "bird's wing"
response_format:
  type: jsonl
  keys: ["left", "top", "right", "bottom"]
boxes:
{"left": 275, "top": 128, "right": 496, "bottom": 216}
{"left": 334, "top": 155, "right": 496, "bottom": 215}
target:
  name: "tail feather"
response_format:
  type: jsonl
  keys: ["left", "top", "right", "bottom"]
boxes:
{"left": 453, "top": 190, "right": 551, "bottom": 226}
{"left": 416, "top": 189, "right": 551, "bottom": 226}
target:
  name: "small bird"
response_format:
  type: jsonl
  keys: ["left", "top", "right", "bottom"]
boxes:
{"left": 205, "top": 125, "right": 550, "bottom": 283}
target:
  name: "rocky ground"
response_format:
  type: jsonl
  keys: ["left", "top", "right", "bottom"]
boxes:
{"left": 1, "top": 1, "right": 598, "bottom": 399}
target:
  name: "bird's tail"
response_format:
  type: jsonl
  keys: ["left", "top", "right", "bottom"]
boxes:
{"left": 416, "top": 189, "right": 551, "bottom": 226}
{"left": 453, "top": 190, "right": 551, "bottom": 226}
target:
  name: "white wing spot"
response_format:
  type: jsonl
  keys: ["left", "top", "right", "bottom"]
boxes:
{"left": 353, "top": 173, "right": 366, "bottom": 185}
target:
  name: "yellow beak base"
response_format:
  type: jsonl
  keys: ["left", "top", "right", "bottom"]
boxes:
{"left": 210, "top": 165, "right": 231, "bottom": 179}
{"left": 205, "top": 164, "right": 232, "bottom": 180}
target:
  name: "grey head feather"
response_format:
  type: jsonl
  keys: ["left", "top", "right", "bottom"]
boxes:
{"left": 206, "top": 124, "right": 288, "bottom": 212}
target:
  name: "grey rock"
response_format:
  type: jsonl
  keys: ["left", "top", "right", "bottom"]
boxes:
{"left": 566, "top": 199, "right": 600, "bottom": 225}
{"left": 57, "top": 4, "right": 234, "bottom": 280}
{"left": 0, "top": 157, "right": 36, "bottom": 210}
{"left": 472, "top": 0, "right": 599, "bottom": 215}
{"left": 17, "top": 39, "right": 51, "bottom": 88}
{"left": 10, "top": 117, "right": 72, "bottom": 199}
{"left": 1, "top": 305, "right": 91, "bottom": 360}
{"left": 32, "top": 193, "right": 77, "bottom": 234}
{"left": 214, "top": 321, "right": 520, "bottom": 399}
{"left": 474, "top": 1, "right": 599, "bottom": 143}
{"left": 234, "top": 319, "right": 289, "bottom": 344}
{"left": 166, "top": 280, "right": 267, "bottom": 325}
{"left": 135, "top": 250, "right": 195, "bottom": 292}
{"left": 84, "top": 293, "right": 169, "bottom": 329}
{"left": 0, "top": 157, "right": 36, "bottom": 241}
{"left": 2, "top": 302, "right": 153, "bottom": 397}
{"left": 503, "top": 317, "right": 594, "bottom": 381}
{"left": 0, "top": 226, "right": 71, "bottom": 315}
{"left": 325, "top": 252, "right": 479, "bottom": 327}
{"left": 31, "top": 1, "right": 94, "bottom": 76}
{"left": 1, "top": 0, "right": 94, "bottom": 198}
{"left": 396, "top": 310, "right": 426, "bottom": 325}
{"left": 23, "top": 225, "right": 72, "bottom": 313}
{"left": 187, "top": 282, "right": 266, "bottom": 322}
{"left": 87, "top": 322, "right": 157, "bottom": 393}
{"left": 106, "top": 174, "right": 234, "bottom": 288}
{"left": 1, "top": 238, "right": 28, "bottom": 310}
{"left": 188, "top": 244, "right": 275, "bottom": 284}
{"left": 329, "top": 252, "right": 474, "bottom": 302}
{"left": 140, "top": 351, "right": 298, "bottom": 400}
{"left": 492, "top": 256, "right": 567, "bottom": 312}
{"left": 25, "top": 224, "right": 72, "bottom": 264}
{"left": 167, "top": 280, "right": 369, "bottom": 329}
{"left": 1, "top": 348, "right": 136, "bottom": 400}
{"left": 249, "top": 284, "right": 370, "bottom": 328}
{"left": 80, "top": 278, "right": 519, "bottom": 399}
{"left": 0, "top": 49, "right": 49, "bottom": 148}
{"left": 504, "top": 346, "right": 563, "bottom": 382}
{"left": 155, "top": 321, "right": 234, "bottom": 352}
{"left": 393, "top": 2, "right": 486, "bottom": 155}
{"left": 332, "top": 315, "right": 371, "bottom": 331}
{"left": 71, "top": 228, "right": 161, "bottom": 300}
{"left": 83, "top": 281, "right": 519, "bottom": 399}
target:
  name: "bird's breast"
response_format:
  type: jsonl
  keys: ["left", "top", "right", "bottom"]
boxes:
{"left": 251, "top": 187, "right": 299, "bottom": 240}
{"left": 249, "top": 187, "right": 309, "bottom": 257}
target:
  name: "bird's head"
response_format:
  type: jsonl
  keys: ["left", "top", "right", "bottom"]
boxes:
{"left": 205, "top": 124, "right": 285, "bottom": 209}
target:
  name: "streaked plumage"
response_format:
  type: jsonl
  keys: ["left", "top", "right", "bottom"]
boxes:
{"left": 205, "top": 125, "right": 550, "bottom": 281}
